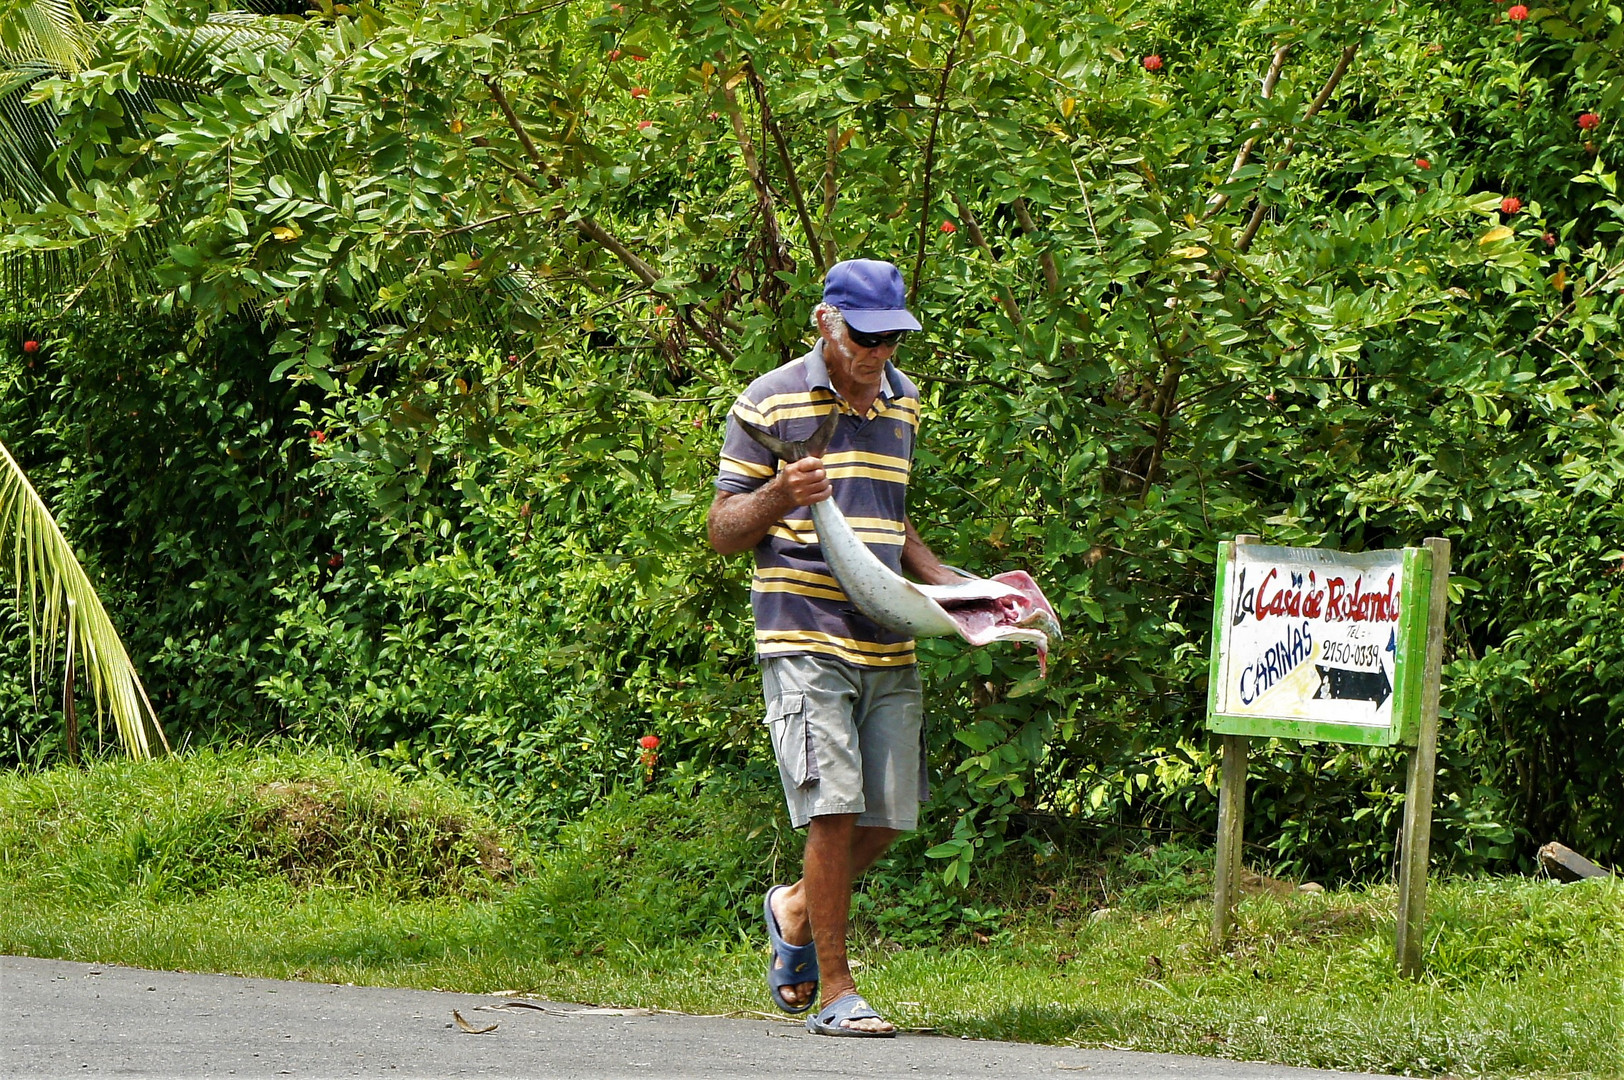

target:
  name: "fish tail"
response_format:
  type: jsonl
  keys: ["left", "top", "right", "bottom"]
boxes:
{"left": 737, "top": 407, "right": 839, "bottom": 462}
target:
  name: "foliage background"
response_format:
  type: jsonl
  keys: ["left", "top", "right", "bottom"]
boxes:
{"left": 4, "top": 0, "right": 1624, "bottom": 882}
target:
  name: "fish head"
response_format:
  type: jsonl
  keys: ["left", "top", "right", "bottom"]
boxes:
{"left": 1017, "top": 606, "right": 1063, "bottom": 644}
{"left": 990, "top": 570, "right": 1063, "bottom": 643}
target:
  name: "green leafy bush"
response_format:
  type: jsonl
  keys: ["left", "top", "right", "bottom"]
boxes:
{"left": 0, "top": 747, "right": 519, "bottom": 902}
{"left": 501, "top": 775, "right": 792, "bottom": 953}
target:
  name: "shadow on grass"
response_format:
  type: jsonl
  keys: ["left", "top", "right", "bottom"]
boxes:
{"left": 260, "top": 927, "right": 461, "bottom": 970}
{"left": 948, "top": 1000, "right": 1136, "bottom": 1045}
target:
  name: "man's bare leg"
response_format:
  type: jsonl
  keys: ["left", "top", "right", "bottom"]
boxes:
{"left": 769, "top": 814, "right": 899, "bottom": 1029}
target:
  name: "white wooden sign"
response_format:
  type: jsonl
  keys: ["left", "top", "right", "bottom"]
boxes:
{"left": 1210, "top": 544, "right": 1417, "bottom": 743}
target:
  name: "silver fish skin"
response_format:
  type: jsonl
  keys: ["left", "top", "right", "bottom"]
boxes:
{"left": 736, "top": 411, "right": 1062, "bottom": 671}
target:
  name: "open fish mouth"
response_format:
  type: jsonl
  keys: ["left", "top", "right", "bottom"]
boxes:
{"left": 920, "top": 570, "right": 1063, "bottom": 675}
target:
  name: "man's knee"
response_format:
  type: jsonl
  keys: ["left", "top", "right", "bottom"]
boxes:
{"left": 807, "top": 811, "right": 860, "bottom": 841}
{"left": 855, "top": 824, "right": 900, "bottom": 847}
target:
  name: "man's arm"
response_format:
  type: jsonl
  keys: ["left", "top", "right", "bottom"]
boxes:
{"left": 707, "top": 457, "right": 832, "bottom": 556}
{"left": 901, "top": 517, "right": 962, "bottom": 587}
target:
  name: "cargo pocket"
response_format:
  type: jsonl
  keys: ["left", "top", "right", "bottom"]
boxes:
{"left": 765, "top": 689, "right": 819, "bottom": 788}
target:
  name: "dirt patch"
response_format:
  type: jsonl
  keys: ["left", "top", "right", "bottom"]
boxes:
{"left": 249, "top": 781, "right": 515, "bottom": 897}
{"left": 1294, "top": 903, "right": 1383, "bottom": 942}
{"left": 472, "top": 831, "right": 513, "bottom": 878}
{"left": 1238, "top": 868, "right": 1301, "bottom": 897}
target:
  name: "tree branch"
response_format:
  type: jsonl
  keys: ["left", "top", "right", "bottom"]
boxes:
{"left": 1495, "top": 253, "right": 1624, "bottom": 383}
{"left": 746, "top": 59, "right": 827, "bottom": 276}
{"left": 1235, "top": 43, "right": 1359, "bottom": 255}
{"left": 822, "top": 127, "right": 842, "bottom": 268}
{"left": 1013, "top": 197, "right": 1058, "bottom": 294}
{"left": 485, "top": 75, "right": 547, "bottom": 168}
{"left": 1139, "top": 311, "right": 1182, "bottom": 500}
{"left": 723, "top": 75, "right": 794, "bottom": 278}
{"left": 910, "top": 2, "right": 976, "bottom": 305}
{"left": 484, "top": 76, "right": 661, "bottom": 279}
{"left": 574, "top": 216, "right": 662, "bottom": 287}
{"left": 901, "top": 367, "right": 1016, "bottom": 393}
{"left": 483, "top": 75, "right": 739, "bottom": 361}
{"left": 1205, "top": 43, "right": 1291, "bottom": 219}
{"left": 408, "top": 206, "right": 561, "bottom": 240}
{"left": 952, "top": 193, "right": 1021, "bottom": 324}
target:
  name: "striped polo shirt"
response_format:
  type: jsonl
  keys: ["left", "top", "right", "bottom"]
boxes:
{"left": 715, "top": 340, "right": 922, "bottom": 668}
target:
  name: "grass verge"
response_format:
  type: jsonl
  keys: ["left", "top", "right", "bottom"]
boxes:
{"left": 2, "top": 749, "right": 1619, "bottom": 1078}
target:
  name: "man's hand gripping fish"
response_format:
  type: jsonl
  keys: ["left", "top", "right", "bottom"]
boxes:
{"left": 739, "top": 409, "right": 1063, "bottom": 675}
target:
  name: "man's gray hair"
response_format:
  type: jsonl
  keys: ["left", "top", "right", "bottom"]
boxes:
{"left": 813, "top": 303, "right": 847, "bottom": 337}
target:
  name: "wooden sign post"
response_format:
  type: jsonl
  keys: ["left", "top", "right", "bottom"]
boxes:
{"left": 1205, "top": 535, "right": 1450, "bottom": 976}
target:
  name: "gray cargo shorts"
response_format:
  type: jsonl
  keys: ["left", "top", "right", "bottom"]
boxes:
{"left": 760, "top": 654, "right": 928, "bottom": 831}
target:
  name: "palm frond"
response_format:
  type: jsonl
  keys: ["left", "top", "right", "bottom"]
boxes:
{"left": 152, "top": 11, "right": 304, "bottom": 84}
{"left": 0, "top": 0, "right": 93, "bottom": 70}
{"left": 0, "top": 438, "right": 167, "bottom": 759}
{"left": 1, "top": 9, "right": 314, "bottom": 301}
{"left": 0, "top": 57, "right": 74, "bottom": 206}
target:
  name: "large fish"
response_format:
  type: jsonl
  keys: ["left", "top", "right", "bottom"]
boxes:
{"left": 739, "top": 409, "right": 1063, "bottom": 675}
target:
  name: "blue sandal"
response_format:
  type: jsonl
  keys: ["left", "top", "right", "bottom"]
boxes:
{"left": 764, "top": 885, "right": 819, "bottom": 1014}
{"left": 806, "top": 992, "right": 896, "bottom": 1037}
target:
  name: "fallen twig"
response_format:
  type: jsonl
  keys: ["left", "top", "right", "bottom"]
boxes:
{"left": 452, "top": 1009, "right": 498, "bottom": 1033}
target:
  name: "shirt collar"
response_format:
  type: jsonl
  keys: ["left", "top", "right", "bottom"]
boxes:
{"left": 805, "top": 340, "right": 897, "bottom": 403}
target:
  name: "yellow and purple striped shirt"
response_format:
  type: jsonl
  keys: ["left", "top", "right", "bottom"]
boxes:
{"left": 716, "top": 341, "right": 922, "bottom": 668}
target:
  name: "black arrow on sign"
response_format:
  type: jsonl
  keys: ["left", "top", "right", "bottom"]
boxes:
{"left": 1313, "top": 665, "right": 1392, "bottom": 707}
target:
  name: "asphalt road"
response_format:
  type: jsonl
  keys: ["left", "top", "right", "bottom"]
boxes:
{"left": 1, "top": 955, "right": 1395, "bottom": 1079}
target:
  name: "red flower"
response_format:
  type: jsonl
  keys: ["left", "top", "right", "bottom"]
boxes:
{"left": 940, "top": 221, "right": 957, "bottom": 233}
{"left": 1507, "top": 4, "right": 1528, "bottom": 18}
{"left": 630, "top": 87, "right": 648, "bottom": 98}
{"left": 709, "top": 111, "right": 721, "bottom": 120}
{"left": 607, "top": 49, "right": 621, "bottom": 61}
{"left": 1501, "top": 196, "right": 1522, "bottom": 215}
{"left": 1543, "top": 232, "right": 1558, "bottom": 248}
{"left": 638, "top": 734, "right": 660, "bottom": 782}
{"left": 310, "top": 429, "right": 327, "bottom": 443}
{"left": 22, "top": 340, "right": 38, "bottom": 353}
{"left": 638, "top": 119, "right": 653, "bottom": 129}
{"left": 654, "top": 303, "right": 668, "bottom": 315}
{"left": 630, "top": 54, "right": 647, "bottom": 62}
{"left": 328, "top": 553, "right": 343, "bottom": 567}
{"left": 1415, "top": 157, "right": 1431, "bottom": 170}
{"left": 1579, "top": 112, "right": 1601, "bottom": 130}
{"left": 1142, "top": 54, "right": 1163, "bottom": 71}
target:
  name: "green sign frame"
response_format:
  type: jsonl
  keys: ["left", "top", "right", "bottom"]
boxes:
{"left": 1205, "top": 540, "right": 1437, "bottom": 748}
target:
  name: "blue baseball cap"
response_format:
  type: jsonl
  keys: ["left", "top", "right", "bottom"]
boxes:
{"left": 822, "top": 259, "right": 923, "bottom": 334}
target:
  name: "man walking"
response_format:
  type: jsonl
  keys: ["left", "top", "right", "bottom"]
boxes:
{"left": 707, "top": 259, "right": 959, "bottom": 1037}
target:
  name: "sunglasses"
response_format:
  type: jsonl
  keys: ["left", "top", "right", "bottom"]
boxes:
{"left": 847, "top": 327, "right": 908, "bottom": 349}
